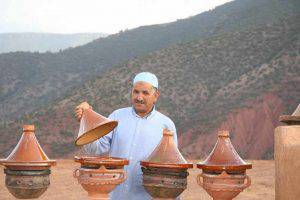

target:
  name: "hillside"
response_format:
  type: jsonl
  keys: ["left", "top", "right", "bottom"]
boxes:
{"left": 0, "top": 0, "right": 299, "bottom": 122}
{"left": 0, "top": 14, "right": 299, "bottom": 159}
{"left": 0, "top": 33, "right": 108, "bottom": 53}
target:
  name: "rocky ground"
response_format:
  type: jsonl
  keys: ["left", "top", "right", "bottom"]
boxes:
{"left": 0, "top": 160, "right": 274, "bottom": 200}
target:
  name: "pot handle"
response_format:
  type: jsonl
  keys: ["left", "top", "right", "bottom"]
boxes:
{"left": 242, "top": 175, "right": 251, "bottom": 189}
{"left": 73, "top": 168, "right": 80, "bottom": 178}
{"left": 196, "top": 173, "right": 204, "bottom": 187}
{"left": 118, "top": 170, "right": 127, "bottom": 182}
{"left": 0, "top": 161, "right": 6, "bottom": 169}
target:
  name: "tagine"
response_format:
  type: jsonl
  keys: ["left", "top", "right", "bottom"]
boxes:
{"left": 196, "top": 131, "right": 252, "bottom": 200}
{"left": 140, "top": 129, "right": 193, "bottom": 200}
{"left": 0, "top": 125, "right": 56, "bottom": 199}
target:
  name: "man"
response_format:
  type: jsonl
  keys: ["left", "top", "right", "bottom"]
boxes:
{"left": 75, "top": 72, "right": 177, "bottom": 200}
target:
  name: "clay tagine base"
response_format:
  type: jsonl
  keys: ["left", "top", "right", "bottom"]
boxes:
{"left": 142, "top": 167, "right": 189, "bottom": 200}
{"left": 74, "top": 156, "right": 129, "bottom": 200}
{"left": 5, "top": 169, "right": 51, "bottom": 199}
{"left": 74, "top": 166, "right": 126, "bottom": 200}
{"left": 197, "top": 171, "right": 251, "bottom": 200}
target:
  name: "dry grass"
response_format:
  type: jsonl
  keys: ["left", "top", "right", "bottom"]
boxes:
{"left": 0, "top": 160, "right": 274, "bottom": 200}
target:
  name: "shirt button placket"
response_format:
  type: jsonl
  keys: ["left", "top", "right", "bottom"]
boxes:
{"left": 129, "top": 118, "right": 140, "bottom": 161}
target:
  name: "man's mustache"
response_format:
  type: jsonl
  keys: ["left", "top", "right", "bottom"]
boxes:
{"left": 135, "top": 100, "right": 145, "bottom": 104}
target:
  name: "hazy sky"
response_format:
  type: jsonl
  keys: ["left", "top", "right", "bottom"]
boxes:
{"left": 0, "top": 0, "right": 231, "bottom": 34}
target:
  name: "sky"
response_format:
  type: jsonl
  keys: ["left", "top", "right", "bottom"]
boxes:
{"left": 0, "top": 0, "right": 231, "bottom": 34}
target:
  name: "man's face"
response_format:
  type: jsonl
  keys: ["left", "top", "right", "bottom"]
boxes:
{"left": 131, "top": 82, "right": 159, "bottom": 117}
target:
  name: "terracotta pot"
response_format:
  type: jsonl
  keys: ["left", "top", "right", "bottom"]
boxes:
{"left": 73, "top": 165, "right": 126, "bottom": 200}
{"left": 197, "top": 131, "right": 252, "bottom": 200}
{"left": 74, "top": 108, "right": 128, "bottom": 199}
{"left": 74, "top": 156, "right": 129, "bottom": 200}
{"left": 197, "top": 171, "right": 251, "bottom": 200}
{"left": 141, "top": 129, "right": 193, "bottom": 199}
{"left": 0, "top": 125, "right": 56, "bottom": 199}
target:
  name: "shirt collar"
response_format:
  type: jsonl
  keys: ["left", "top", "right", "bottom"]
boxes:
{"left": 131, "top": 106, "right": 156, "bottom": 119}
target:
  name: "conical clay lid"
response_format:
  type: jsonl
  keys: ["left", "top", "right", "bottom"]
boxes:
{"left": 0, "top": 125, "right": 56, "bottom": 170}
{"left": 75, "top": 109, "right": 118, "bottom": 146}
{"left": 279, "top": 104, "right": 300, "bottom": 125}
{"left": 141, "top": 129, "right": 193, "bottom": 169}
{"left": 197, "top": 131, "right": 251, "bottom": 171}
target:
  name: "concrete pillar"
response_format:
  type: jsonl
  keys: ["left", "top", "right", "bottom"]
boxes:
{"left": 275, "top": 104, "right": 300, "bottom": 200}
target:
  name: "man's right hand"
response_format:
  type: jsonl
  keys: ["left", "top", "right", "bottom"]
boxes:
{"left": 75, "top": 102, "right": 92, "bottom": 121}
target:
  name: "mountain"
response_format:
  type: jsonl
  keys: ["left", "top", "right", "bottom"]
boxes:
{"left": 0, "top": 0, "right": 299, "bottom": 123}
{"left": 0, "top": 33, "right": 108, "bottom": 53}
{"left": 0, "top": 13, "right": 299, "bottom": 159}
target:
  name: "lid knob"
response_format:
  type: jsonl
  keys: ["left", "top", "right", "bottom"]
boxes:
{"left": 23, "top": 125, "right": 35, "bottom": 132}
{"left": 218, "top": 130, "right": 229, "bottom": 137}
{"left": 163, "top": 129, "right": 174, "bottom": 136}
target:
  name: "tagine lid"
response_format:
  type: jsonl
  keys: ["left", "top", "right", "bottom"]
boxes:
{"left": 0, "top": 125, "right": 56, "bottom": 169}
{"left": 75, "top": 109, "right": 118, "bottom": 146}
{"left": 197, "top": 131, "right": 252, "bottom": 171}
{"left": 279, "top": 104, "right": 300, "bottom": 124}
{"left": 141, "top": 129, "right": 193, "bottom": 169}
{"left": 74, "top": 155, "right": 129, "bottom": 166}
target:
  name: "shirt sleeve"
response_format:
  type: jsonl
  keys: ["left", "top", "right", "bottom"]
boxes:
{"left": 170, "top": 120, "right": 178, "bottom": 147}
{"left": 164, "top": 118, "right": 178, "bottom": 147}
{"left": 83, "top": 111, "right": 115, "bottom": 155}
